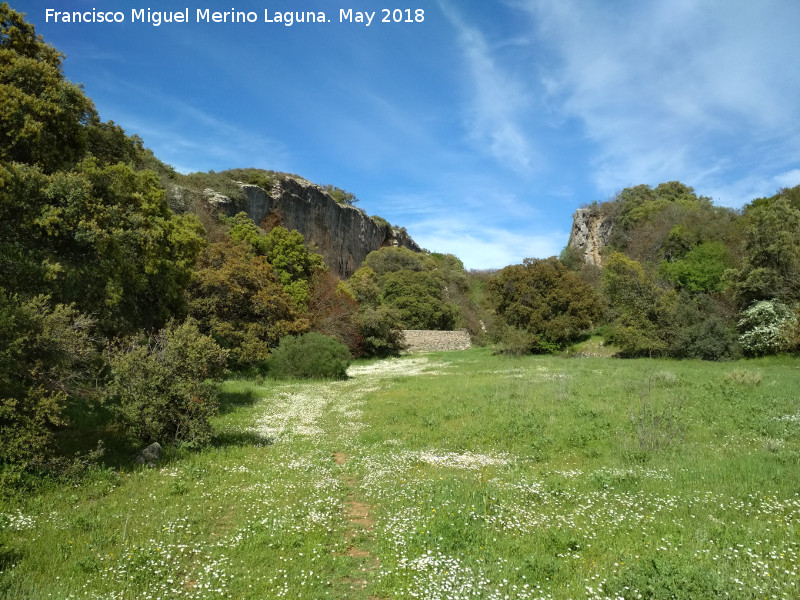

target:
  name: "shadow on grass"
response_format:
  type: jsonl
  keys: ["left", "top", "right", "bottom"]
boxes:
{"left": 211, "top": 430, "right": 274, "bottom": 448}
{"left": 217, "top": 387, "right": 262, "bottom": 415}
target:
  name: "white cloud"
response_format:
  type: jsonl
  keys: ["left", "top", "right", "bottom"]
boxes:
{"left": 86, "top": 75, "right": 291, "bottom": 173}
{"left": 414, "top": 224, "right": 566, "bottom": 270}
{"left": 439, "top": 1, "right": 538, "bottom": 173}
{"left": 518, "top": 0, "right": 800, "bottom": 205}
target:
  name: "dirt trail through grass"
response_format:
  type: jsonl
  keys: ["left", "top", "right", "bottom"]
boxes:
{"left": 243, "top": 357, "right": 441, "bottom": 596}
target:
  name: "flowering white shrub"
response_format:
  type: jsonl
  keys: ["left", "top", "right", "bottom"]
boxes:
{"left": 738, "top": 300, "right": 797, "bottom": 356}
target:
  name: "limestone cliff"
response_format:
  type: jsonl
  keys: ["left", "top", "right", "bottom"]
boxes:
{"left": 210, "top": 177, "right": 421, "bottom": 279}
{"left": 567, "top": 208, "right": 613, "bottom": 266}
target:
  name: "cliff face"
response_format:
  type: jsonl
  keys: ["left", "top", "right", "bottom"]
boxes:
{"left": 214, "top": 177, "right": 421, "bottom": 279}
{"left": 567, "top": 208, "right": 613, "bottom": 266}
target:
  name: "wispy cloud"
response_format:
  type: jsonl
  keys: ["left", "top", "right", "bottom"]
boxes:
{"left": 438, "top": 1, "right": 538, "bottom": 173}
{"left": 518, "top": 0, "right": 800, "bottom": 204}
{"left": 85, "top": 74, "right": 291, "bottom": 173}
{"left": 374, "top": 183, "right": 564, "bottom": 269}
{"left": 413, "top": 219, "right": 567, "bottom": 270}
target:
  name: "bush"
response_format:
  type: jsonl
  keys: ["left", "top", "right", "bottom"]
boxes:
{"left": 667, "top": 293, "right": 740, "bottom": 360}
{"left": 186, "top": 242, "right": 307, "bottom": 367}
{"left": 491, "top": 324, "right": 547, "bottom": 356}
{"left": 381, "top": 269, "right": 459, "bottom": 330}
{"left": 489, "top": 257, "right": 602, "bottom": 352}
{"left": 0, "top": 292, "right": 99, "bottom": 471}
{"left": 268, "top": 333, "right": 351, "bottom": 379}
{"left": 105, "top": 320, "right": 228, "bottom": 448}
{"left": 357, "top": 306, "right": 406, "bottom": 358}
{"left": 738, "top": 299, "right": 797, "bottom": 356}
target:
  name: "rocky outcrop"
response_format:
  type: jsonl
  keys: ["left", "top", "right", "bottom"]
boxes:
{"left": 567, "top": 208, "right": 614, "bottom": 267}
{"left": 210, "top": 178, "right": 421, "bottom": 279}
{"left": 401, "top": 330, "right": 472, "bottom": 353}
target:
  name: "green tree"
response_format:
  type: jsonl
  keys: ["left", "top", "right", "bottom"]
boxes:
{"left": 733, "top": 193, "right": 800, "bottom": 305}
{"left": 602, "top": 252, "right": 676, "bottom": 356}
{"left": 186, "top": 242, "right": 307, "bottom": 367}
{"left": 0, "top": 3, "right": 95, "bottom": 172}
{"left": 489, "top": 257, "right": 602, "bottom": 352}
{"left": 364, "top": 246, "right": 431, "bottom": 276}
{"left": 263, "top": 226, "right": 326, "bottom": 308}
{"left": 0, "top": 160, "right": 206, "bottom": 335}
{"left": 381, "top": 269, "right": 459, "bottom": 330}
{"left": 668, "top": 292, "right": 740, "bottom": 360}
{"left": 0, "top": 292, "right": 98, "bottom": 471}
{"left": 661, "top": 241, "right": 731, "bottom": 293}
{"left": 322, "top": 184, "right": 359, "bottom": 205}
{"left": 348, "top": 266, "right": 382, "bottom": 308}
{"left": 356, "top": 305, "right": 406, "bottom": 357}
{"left": 225, "top": 211, "right": 270, "bottom": 255}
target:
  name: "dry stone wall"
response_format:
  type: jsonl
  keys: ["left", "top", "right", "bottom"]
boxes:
{"left": 401, "top": 330, "right": 472, "bottom": 353}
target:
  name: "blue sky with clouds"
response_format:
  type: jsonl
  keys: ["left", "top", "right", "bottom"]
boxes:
{"left": 21, "top": 0, "right": 800, "bottom": 269}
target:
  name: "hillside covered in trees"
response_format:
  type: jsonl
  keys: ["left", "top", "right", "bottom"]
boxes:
{"left": 1, "top": 4, "right": 798, "bottom": 489}
{"left": 487, "top": 180, "right": 800, "bottom": 359}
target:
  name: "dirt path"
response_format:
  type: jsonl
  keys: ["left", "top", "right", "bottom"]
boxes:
{"left": 334, "top": 451, "right": 380, "bottom": 593}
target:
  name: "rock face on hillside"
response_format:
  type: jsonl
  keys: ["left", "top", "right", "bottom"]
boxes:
{"left": 567, "top": 208, "right": 614, "bottom": 266}
{"left": 211, "top": 178, "right": 422, "bottom": 279}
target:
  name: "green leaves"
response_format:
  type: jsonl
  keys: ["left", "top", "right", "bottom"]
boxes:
{"left": 186, "top": 242, "right": 307, "bottom": 367}
{"left": 489, "top": 257, "right": 602, "bottom": 352}
{"left": 0, "top": 161, "right": 206, "bottom": 335}
{"left": 104, "top": 320, "right": 228, "bottom": 447}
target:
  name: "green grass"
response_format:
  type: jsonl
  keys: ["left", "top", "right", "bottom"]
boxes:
{"left": 2, "top": 348, "right": 799, "bottom": 599}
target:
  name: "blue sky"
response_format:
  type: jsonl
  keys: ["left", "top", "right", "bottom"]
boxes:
{"left": 22, "top": 0, "right": 800, "bottom": 269}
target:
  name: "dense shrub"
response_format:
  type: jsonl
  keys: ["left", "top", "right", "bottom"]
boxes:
{"left": 668, "top": 293, "right": 740, "bottom": 360}
{"left": 356, "top": 306, "right": 406, "bottom": 357}
{"left": 490, "top": 323, "right": 551, "bottom": 356}
{"left": 307, "top": 271, "right": 364, "bottom": 355}
{"left": 104, "top": 320, "right": 228, "bottom": 448}
{"left": 0, "top": 292, "right": 98, "bottom": 472}
{"left": 186, "top": 242, "right": 307, "bottom": 367}
{"left": 268, "top": 332, "right": 351, "bottom": 379}
{"left": 364, "top": 246, "right": 431, "bottom": 276}
{"left": 348, "top": 266, "right": 382, "bottom": 308}
{"left": 733, "top": 194, "right": 800, "bottom": 305}
{"left": 262, "top": 226, "right": 326, "bottom": 308}
{"left": 602, "top": 253, "right": 674, "bottom": 357}
{"left": 489, "top": 257, "right": 602, "bottom": 352}
{"left": 381, "top": 270, "right": 459, "bottom": 330}
{"left": 661, "top": 241, "right": 731, "bottom": 293}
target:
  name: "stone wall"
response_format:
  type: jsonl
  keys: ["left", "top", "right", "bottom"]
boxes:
{"left": 401, "top": 330, "right": 472, "bottom": 353}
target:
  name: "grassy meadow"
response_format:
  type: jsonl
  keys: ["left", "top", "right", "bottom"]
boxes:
{"left": 1, "top": 348, "right": 799, "bottom": 599}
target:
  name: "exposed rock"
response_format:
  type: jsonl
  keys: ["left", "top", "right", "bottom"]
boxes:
{"left": 567, "top": 207, "right": 614, "bottom": 266}
{"left": 401, "top": 330, "right": 472, "bottom": 353}
{"left": 135, "top": 442, "right": 162, "bottom": 468}
{"left": 210, "top": 178, "right": 421, "bottom": 279}
{"left": 204, "top": 188, "right": 233, "bottom": 207}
